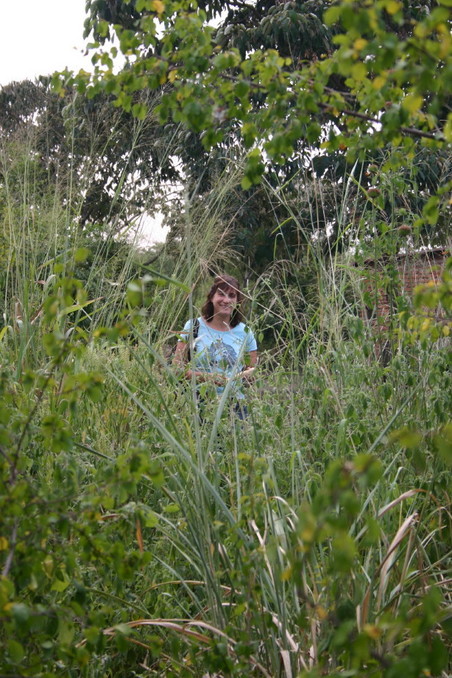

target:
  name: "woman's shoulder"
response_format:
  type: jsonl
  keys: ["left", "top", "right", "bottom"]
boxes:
{"left": 234, "top": 321, "right": 252, "bottom": 333}
{"left": 234, "top": 322, "right": 257, "bottom": 346}
{"left": 182, "top": 317, "right": 202, "bottom": 331}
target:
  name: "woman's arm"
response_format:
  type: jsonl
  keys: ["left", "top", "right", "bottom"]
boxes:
{"left": 173, "top": 340, "right": 188, "bottom": 369}
{"left": 241, "top": 350, "right": 258, "bottom": 382}
{"left": 248, "top": 350, "right": 259, "bottom": 367}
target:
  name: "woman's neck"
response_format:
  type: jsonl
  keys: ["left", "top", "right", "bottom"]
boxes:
{"left": 205, "top": 314, "right": 232, "bottom": 331}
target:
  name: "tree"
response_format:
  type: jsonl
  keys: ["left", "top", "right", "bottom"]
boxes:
{"left": 0, "top": 78, "right": 179, "bottom": 228}
{"left": 54, "top": 0, "right": 451, "bottom": 265}
{"left": 69, "top": 0, "right": 451, "bottom": 171}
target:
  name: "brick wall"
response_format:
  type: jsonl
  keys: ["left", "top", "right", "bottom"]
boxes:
{"left": 360, "top": 248, "right": 450, "bottom": 329}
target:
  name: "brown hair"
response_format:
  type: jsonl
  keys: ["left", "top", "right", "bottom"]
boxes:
{"left": 201, "top": 274, "right": 245, "bottom": 327}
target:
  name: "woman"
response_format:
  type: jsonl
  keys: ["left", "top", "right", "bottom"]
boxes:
{"left": 173, "top": 274, "right": 258, "bottom": 416}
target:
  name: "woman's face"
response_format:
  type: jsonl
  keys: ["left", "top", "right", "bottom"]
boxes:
{"left": 211, "top": 285, "right": 238, "bottom": 318}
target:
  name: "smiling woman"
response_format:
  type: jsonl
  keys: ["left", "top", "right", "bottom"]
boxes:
{"left": 173, "top": 274, "right": 258, "bottom": 416}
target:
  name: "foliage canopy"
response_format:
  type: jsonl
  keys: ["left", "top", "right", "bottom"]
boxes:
{"left": 58, "top": 0, "right": 452, "bottom": 192}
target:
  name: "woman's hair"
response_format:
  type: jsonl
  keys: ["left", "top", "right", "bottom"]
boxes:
{"left": 201, "top": 274, "right": 245, "bottom": 327}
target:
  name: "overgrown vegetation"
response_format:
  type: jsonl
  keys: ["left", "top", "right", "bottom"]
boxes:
{"left": 1, "top": 0, "right": 451, "bottom": 675}
{"left": 0, "top": 157, "right": 450, "bottom": 674}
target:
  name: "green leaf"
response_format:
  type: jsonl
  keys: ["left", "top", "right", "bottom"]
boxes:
{"left": 147, "top": 461, "right": 165, "bottom": 487}
{"left": 138, "top": 266, "right": 190, "bottom": 292}
{"left": 145, "top": 511, "right": 159, "bottom": 528}
{"left": 324, "top": 6, "right": 342, "bottom": 26}
{"left": 51, "top": 576, "right": 71, "bottom": 592}
{"left": 97, "top": 20, "right": 109, "bottom": 38}
{"left": 422, "top": 195, "right": 440, "bottom": 225}
{"left": 443, "top": 113, "right": 452, "bottom": 142}
{"left": 60, "top": 298, "right": 101, "bottom": 316}
{"left": 234, "top": 80, "right": 250, "bottom": 99}
{"left": 331, "top": 533, "right": 357, "bottom": 572}
{"left": 163, "top": 503, "right": 180, "bottom": 514}
{"left": 74, "top": 247, "right": 91, "bottom": 263}
{"left": 428, "top": 636, "right": 448, "bottom": 673}
{"left": 241, "top": 176, "right": 252, "bottom": 190}
{"left": 385, "top": 0, "right": 402, "bottom": 15}
{"left": 402, "top": 94, "right": 423, "bottom": 114}
{"left": 11, "top": 603, "right": 30, "bottom": 627}
{"left": 132, "top": 102, "right": 147, "bottom": 119}
{"left": 84, "top": 625, "right": 101, "bottom": 647}
{"left": 351, "top": 62, "right": 367, "bottom": 81}
{"left": 389, "top": 426, "right": 422, "bottom": 449}
{"left": 126, "top": 281, "right": 143, "bottom": 307}
{"left": 7, "top": 639, "right": 25, "bottom": 663}
{"left": 434, "top": 423, "right": 452, "bottom": 466}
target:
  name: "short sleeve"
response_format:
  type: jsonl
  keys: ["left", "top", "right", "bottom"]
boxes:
{"left": 179, "top": 318, "right": 196, "bottom": 343}
{"left": 245, "top": 326, "right": 258, "bottom": 352}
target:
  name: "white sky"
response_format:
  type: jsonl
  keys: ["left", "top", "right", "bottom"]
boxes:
{"left": 0, "top": 0, "right": 91, "bottom": 87}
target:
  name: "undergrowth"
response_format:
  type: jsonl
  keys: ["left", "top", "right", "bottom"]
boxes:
{"left": 0, "top": 121, "right": 450, "bottom": 678}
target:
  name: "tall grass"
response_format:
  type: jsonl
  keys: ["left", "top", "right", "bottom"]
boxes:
{"left": 0, "top": 115, "right": 450, "bottom": 677}
{"left": 64, "top": 324, "right": 450, "bottom": 676}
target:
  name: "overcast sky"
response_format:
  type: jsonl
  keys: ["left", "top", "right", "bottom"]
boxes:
{"left": 1, "top": 0, "right": 91, "bottom": 86}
